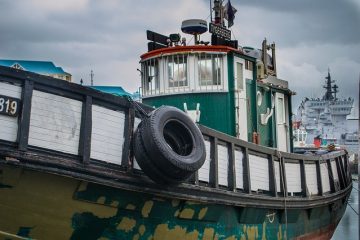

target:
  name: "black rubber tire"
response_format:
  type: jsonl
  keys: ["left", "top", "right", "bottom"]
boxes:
{"left": 133, "top": 123, "right": 175, "bottom": 184}
{"left": 139, "top": 106, "right": 206, "bottom": 180}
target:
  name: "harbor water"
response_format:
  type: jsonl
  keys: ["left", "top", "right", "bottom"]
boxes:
{"left": 332, "top": 180, "right": 359, "bottom": 239}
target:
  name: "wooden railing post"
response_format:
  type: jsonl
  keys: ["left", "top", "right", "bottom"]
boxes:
{"left": 316, "top": 160, "right": 323, "bottom": 196}
{"left": 79, "top": 95, "right": 92, "bottom": 164}
{"left": 243, "top": 148, "right": 251, "bottom": 194}
{"left": 327, "top": 159, "right": 335, "bottom": 193}
{"left": 209, "top": 137, "right": 218, "bottom": 188}
{"left": 228, "top": 143, "right": 236, "bottom": 191}
{"left": 335, "top": 156, "right": 345, "bottom": 190}
{"left": 300, "top": 160, "right": 308, "bottom": 197}
{"left": 269, "top": 155, "right": 277, "bottom": 197}
{"left": 18, "top": 80, "right": 34, "bottom": 151}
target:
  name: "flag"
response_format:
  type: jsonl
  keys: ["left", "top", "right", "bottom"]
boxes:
{"left": 224, "top": 0, "right": 237, "bottom": 28}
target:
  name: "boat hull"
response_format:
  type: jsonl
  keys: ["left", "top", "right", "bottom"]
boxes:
{"left": 0, "top": 165, "right": 349, "bottom": 240}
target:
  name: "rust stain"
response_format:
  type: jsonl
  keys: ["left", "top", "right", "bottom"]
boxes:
{"left": 202, "top": 228, "right": 215, "bottom": 240}
{"left": 141, "top": 200, "right": 154, "bottom": 218}
{"left": 179, "top": 208, "right": 195, "bottom": 219}
{"left": 126, "top": 204, "right": 136, "bottom": 210}
{"left": 117, "top": 217, "right": 136, "bottom": 232}
{"left": 198, "top": 207, "right": 208, "bottom": 220}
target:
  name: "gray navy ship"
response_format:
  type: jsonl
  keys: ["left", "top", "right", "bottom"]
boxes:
{"left": 296, "top": 70, "right": 358, "bottom": 154}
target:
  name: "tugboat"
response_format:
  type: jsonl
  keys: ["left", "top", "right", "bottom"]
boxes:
{"left": 0, "top": 1, "right": 352, "bottom": 239}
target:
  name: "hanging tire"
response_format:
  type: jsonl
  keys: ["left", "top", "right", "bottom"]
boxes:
{"left": 133, "top": 106, "right": 206, "bottom": 184}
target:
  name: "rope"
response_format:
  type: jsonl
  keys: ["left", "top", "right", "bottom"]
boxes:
{"left": 126, "top": 96, "right": 150, "bottom": 119}
{"left": 347, "top": 200, "right": 359, "bottom": 216}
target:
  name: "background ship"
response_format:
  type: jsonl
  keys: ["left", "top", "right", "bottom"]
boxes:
{"left": 295, "top": 71, "right": 359, "bottom": 154}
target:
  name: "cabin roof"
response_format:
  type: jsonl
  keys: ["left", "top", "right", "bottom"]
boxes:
{"left": 141, "top": 45, "right": 244, "bottom": 61}
{"left": 0, "top": 59, "right": 70, "bottom": 75}
{"left": 91, "top": 86, "right": 133, "bottom": 97}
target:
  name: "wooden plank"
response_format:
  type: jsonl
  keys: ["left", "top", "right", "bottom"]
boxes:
{"left": 234, "top": 148, "right": 244, "bottom": 189}
{"left": 320, "top": 162, "right": 331, "bottom": 193}
{"left": 198, "top": 140, "right": 211, "bottom": 182}
{"left": 305, "top": 163, "right": 318, "bottom": 195}
{"left": 249, "top": 154, "right": 269, "bottom": 191}
{"left": 217, "top": 143, "right": 228, "bottom": 187}
{"left": 28, "top": 90, "right": 82, "bottom": 155}
{"left": 18, "top": 81, "right": 32, "bottom": 149}
{"left": 90, "top": 105, "right": 125, "bottom": 165}
{"left": 79, "top": 96, "right": 92, "bottom": 164}
{"left": 285, "top": 162, "right": 301, "bottom": 194}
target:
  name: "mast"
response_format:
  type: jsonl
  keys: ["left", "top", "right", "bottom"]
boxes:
{"left": 323, "top": 69, "right": 335, "bottom": 101}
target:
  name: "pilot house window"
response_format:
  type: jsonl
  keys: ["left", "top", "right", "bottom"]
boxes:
{"left": 168, "top": 55, "right": 188, "bottom": 87}
{"left": 142, "top": 58, "right": 159, "bottom": 94}
{"left": 198, "top": 54, "right": 222, "bottom": 86}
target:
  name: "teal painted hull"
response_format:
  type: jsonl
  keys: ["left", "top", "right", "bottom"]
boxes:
{"left": 0, "top": 165, "right": 349, "bottom": 240}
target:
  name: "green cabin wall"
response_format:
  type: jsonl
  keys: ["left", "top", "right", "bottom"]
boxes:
{"left": 143, "top": 93, "right": 235, "bottom": 136}
{"left": 257, "top": 86, "right": 274, "bottom": 147}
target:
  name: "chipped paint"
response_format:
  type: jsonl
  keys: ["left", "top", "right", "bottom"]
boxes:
{"left": 198, "top": 207, "right": 208, "bottom": 220}
{"left": 126, "top": 204, "right": 136, "bottom": 210}
{"left": 117, "top": 217, "right": 136, "bottom": 232}
{"left": 171, "top": 199, "right": 180, "bottom": 207}
{"left": 138, "top": 225, "right": 146, "bottom": 236}
{"left": 133, "top": 233, "right": 140, "bottom": 240}
{"left": 174, "top": 209, "right": 180, "bottom": 217}
{"left": 246, "top": 226, "right": 259, "bottom": 240}
{"left": 153, "top": 224, "right": 185, "bottom": 240}
{"left": 202, "top": 228, "right": 215, "bottom": 240}
{"left": 179, "top": 208, "right": 195, "bottom": 219}
{"left": 277, "top": 225, "right": 282, "bottom": 240}
{"left": 97, "top": 196, "right": 106, "bottom": 204}
{"left": 262, "top": 222, "right": 267, "bottom": 240}
{"left": 111, "top": 201, "right": 119, "bottom": 208}
{"left": 225, "top": 235, "right": 236, "bottom": 240}
{"left": 141, "top": 201, "right": 154, "bottom": 218}
{"left": 77, "top": 182, "right": 88, "bottom": 192}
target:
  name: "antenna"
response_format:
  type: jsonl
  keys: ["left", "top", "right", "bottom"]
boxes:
{"left": 90, "top": 70, "right": 94, "bottom": 86}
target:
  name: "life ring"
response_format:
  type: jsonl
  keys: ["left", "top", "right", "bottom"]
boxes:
{"left": 133, "top": 106, "right": 206, "bottom": 184}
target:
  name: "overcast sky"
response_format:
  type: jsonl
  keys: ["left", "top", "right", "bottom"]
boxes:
{"left": 0, "top": 0, "right": 359, "bottom": 113}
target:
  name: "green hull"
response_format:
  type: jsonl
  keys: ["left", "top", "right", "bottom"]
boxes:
{"left": 0, "top": 165, "right": 348, "bottom": 240}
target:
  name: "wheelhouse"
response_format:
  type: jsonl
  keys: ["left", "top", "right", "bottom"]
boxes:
{"left": 140, "top": 27, "right": 293, "bottom": 152}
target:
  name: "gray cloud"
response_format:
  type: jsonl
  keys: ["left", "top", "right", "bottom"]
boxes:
{"left": 0, "top": 0, "right": 358, "bottom": 114}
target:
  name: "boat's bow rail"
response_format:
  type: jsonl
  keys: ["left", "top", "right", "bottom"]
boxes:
{"left": 0, "top": 66, "right": 352, "bottom": 209}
